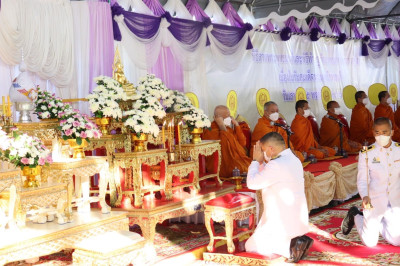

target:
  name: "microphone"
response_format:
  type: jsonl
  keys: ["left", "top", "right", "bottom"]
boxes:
{"left": 325, "top": 115, "right": 345, "bottom": 126}
{"left": 270, "top": 121, "right": 294, "bottom": 136}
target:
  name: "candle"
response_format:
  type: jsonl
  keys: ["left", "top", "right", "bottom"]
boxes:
{"left": 7, "top": 96, "right": 11, "bottom": 117}
{"left": 2, "top": 96, "right": 5, "bottom": 116}
{"left": 177, "top": 121, "right": 181, "bottom": 145}
{"left": 168, "top": 121, "right": 172, "bottom": 152}
{"left": 162, "top": 120, "right": 166, "bottom": 148}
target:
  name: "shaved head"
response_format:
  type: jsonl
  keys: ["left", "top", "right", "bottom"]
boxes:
{"left": 374, "top": 117, "right": 392, "bottom": 130}
{"left": 214, "top": 105, "right": 230, "bottom": 118}
{"left": 327, "top": 101, "right": 339, "bottom": 114}
{"left": 264, "top": 101, "right": 277, "bottom": 111}
{"left": 263, "top": 101, "right": 279, "bottom": 119}
{"left": 260, "top": 132, "right": 286, "bottom": 147}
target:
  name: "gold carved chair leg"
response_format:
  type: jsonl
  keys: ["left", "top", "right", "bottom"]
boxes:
{"left": 205, "top": 210, "right": 216, "bottom": 252}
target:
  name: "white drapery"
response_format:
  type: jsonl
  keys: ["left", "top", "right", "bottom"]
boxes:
{"left": 0, "top": 0, "right": 74, "bottom": 88}
{"left": 204, "top": 0, "right": 229, "bottom": 25}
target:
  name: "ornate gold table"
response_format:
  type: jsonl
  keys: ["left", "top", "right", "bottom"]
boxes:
{"left": 164, "top": 161, "right": 199, "bottom": 200}
{"left": 0, "top": 168, "right": 22, "bottom": 191}
{"left": 84, "top": 134, "right": 131, "bottom": 163}
{"left": 181, "top": 140, "right": 222, "bottom": 186}
{"left": 113, "top": 149, "right": 168, "bottom": 208}
{"left": 15, "top": 120, "right": 60, "bottom": 147}
{"left": 42, "top": 156, "right": 111, "bottom": 214}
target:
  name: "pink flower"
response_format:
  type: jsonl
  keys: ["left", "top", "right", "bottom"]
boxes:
{"left": 85, "top": 124, "right": 92, "bottom": 130}
{"left": 93, "top": 131, "right": 100, "bottom": 138}
{"left": 21, "top": 158, "right": 29, "bottom": 164}
{"left": 72, "top": 121, "right": 80, "bottom": 127}
{"left": 65, "top": 129, "right": 73, "bottom": 136}
{"left": 46, "top": 155, "right": 53, "bottom": 164}
{"left": 80, "top": 131, "right": 88, "bottom": 138}
{"left": 38, "top": 157, "right": 45, "bottom": 165}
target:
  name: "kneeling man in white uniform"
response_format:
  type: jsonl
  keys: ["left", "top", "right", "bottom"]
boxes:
{"left": 245, "top": 132, "right": 312, "bottom": 263}
{"left": 341, "top": 117, "right": 400, "bottom": 247}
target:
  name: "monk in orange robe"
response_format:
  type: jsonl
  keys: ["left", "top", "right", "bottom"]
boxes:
{"left": 349, "top": 91, "right": 375, "bottom": 145}
{"left": 319, "top": 101, "right": 362, "bottom": 153}
{"left": 250, "top": 101, "right": 304, "bottom": 162}
{"left": 394, "top": 105, "right": 400, "bottom": 129}
{"left": 291, "top": 100, "right": 336, "bottom": 159}
{"left": 202, "top": 105, "right": 251, "bottom": 177}
{"left": 374, "top": 91, "right": 400, "bottom": 142}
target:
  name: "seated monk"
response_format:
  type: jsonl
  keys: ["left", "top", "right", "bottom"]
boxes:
{"left": 374, "top": 91, "right": 400, "bottom": 142}
{"left": 349, "top": 91, "right": 374, "bottom": 145}
{"left": 202, "top": 105, "right": 251, "bottom": 177}
{"left": 394, "top": 102, "right": 400, "bottom": 129}
{"left": 251, "top": 101, "right": 304, "bottom": 162}
{"left": 291, "top": 100, "right": 335, "bottom": 159}
{"left": 319, "top": 101, "right": 362, "bottom": 153}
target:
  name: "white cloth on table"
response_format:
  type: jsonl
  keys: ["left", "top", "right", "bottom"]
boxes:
{"left": 355, "top": 141, "right": 400, "bottom": 247}
{"left": 245, "top": 149, "right": 309, "bottom": 258}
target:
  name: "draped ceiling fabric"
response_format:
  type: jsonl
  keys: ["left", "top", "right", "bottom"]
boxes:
{"left": 0, "top": 0, "right": 74, "bottom": 88}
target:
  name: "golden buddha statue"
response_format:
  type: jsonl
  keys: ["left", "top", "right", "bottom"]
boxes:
{"left": 113, "top": 47, "right": 135, "bottom": 98}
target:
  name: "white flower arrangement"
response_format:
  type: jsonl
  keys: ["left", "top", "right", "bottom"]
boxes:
{"left": 58, "top": 109, "right": 102, "bottom": 144}
{"left": 34, "top": 88, "right": 71, "bottom": 119}
{"left": 163, "top": 91, "right": 192, "bottom": 113}
{"left": 137, "top": 74, "right": 171, "bottom": 100}
{"left": 123, "top": 109, "right": 160, "bottom": 137}
{"left": 0, "top": 130, "right": 52, "bottom": 168}
{"left": 131, "top": 93, "right": 166, "bottom": 120}
{"left": 182, "top": 106, "right": 211, "bottom": 130}
{"left": 87, "top": 76, "right": 127, "bottom": 119}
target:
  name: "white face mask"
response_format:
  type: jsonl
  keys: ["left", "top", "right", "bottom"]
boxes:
{"left": 264, "top": 151, "right": 272, "bottom": 162}
{"left": 387, "top": 98, "right": 392, "bottom": 105}
{"left": 303, "top": 109, "right": 311, "bottom": 118}
{"left": 362, "top": 98, "right": 368, "bottom": 105}
{"left": 269, "top": 112, "right": 279, "bottom": 122}
{"left": 334, "top": 108, "right": 341, "bottom": 115}
{"left": 223, "top": 117, "right": 232, "bottom": 126}
{"left": 375, "top": 135, "right": 391, "bottom": 147}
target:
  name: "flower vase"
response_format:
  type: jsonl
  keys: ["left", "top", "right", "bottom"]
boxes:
{"left": 131, "top": 133, "right": 148, "bottom": 152}
{"left": 189, "top": 128, "right": 203, "bottom": 144}
{"left": 68, "top": 139, "right": 88, "bottom": 159}
{"left": 23, "top": 166, "right": 41, "bottom": 188}
{"left": 95, "top": 117, "right": 112, "bottom": 135}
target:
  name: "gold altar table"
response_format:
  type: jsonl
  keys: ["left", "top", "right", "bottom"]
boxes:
{"left": 0, "top": 168, "right": 22, "bottom": 191}
{"left": 0, "top": 211, "right": 128, "bottom": 265}
{"left": 181, "top": 140, "right": 222, "bottom": 186}
{"left": 42, "top": 156, "right": 111, "bottom": 214}
{"left": 127, "top": 183, "right": 235, "bottom": 242}
{"left": 113, "top": 149, "right": 168, "bottom": 208}
{"left": 84, "top": 134, "right": 131, "bottom": 163}
{"left": 15, "top": 120, "right": 60, "bottom": 147}
{"left": 164, "top": 161, "right": 199, "bottom": 200}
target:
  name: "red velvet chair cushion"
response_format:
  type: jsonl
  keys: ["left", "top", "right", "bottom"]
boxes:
{"left": 206, "top": 193, "right": 254, "bottom": 208}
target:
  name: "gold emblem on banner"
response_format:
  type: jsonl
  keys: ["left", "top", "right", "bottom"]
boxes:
{"left": 321, "top": 86, "right": 332, "bottom": 110}
{"left": 296, "top": 87, "right": 307, "bottom": 101}
{"left": 185, "top": 92, "right": 199, "bottom": 108}
{"left": 256, "top": 88, "right": 270, "bottom": 117}
{"left": 368, "top": 83, "right": 387, "bottom": 106}
{"left": 226, "top": 90, "right": 238, "bottom": 117}
{"left": 343, "top": 85, "right": 357, "bottom": 109}
{"left": 389, "top": 83, "right": 398, "bottom": 104}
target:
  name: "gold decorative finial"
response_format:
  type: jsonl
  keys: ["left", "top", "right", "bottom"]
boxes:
{"left": 113, "top": 46, "right": 135, "bottom": 98}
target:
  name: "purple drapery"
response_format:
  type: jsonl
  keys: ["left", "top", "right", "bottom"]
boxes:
{"left": 308, "top": 17, "right": 323, "bottom": 33}
{"left": 262, "top": 20, "right": 275, "bottom": 31}
{"left": 362, "top": 40, "right": 389, "bottom": 56}
{"left": 330, "top": 18, "right": 341, "bottom": 36}
{"left": 367, "top": 23, "right": 377, "bottom": 39}
{"left": 391, "top": 40, "right": 400, "bottom": 57}
{"left": 285, "top": 16, "right": 300, "bottom": 33}
{"left": 222, "top": 2, "right": 244, "bottom": 28}
{"left": 150, "top": 47, "right": 184, "bottom": 92}
{"left": 88, "top": 1, "right": 114, "bottom": 93}
{"left": 351, "top": 22, "right": 362, "bottom": 38}
{"left": 111, "top": 3, "right": 253, "bottom": 49}
{"left": 384, "top": 25, "right": 392, "bottom": 38}
{"left": 186, "top": 0, "right": 209, "bottom": 22}
{"left": 143, "top": 0, "right": 165, "bottom": 16}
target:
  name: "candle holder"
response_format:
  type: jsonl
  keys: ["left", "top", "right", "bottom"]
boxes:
{"left": 1, "top": 115, "right": 14, "bottom": 134}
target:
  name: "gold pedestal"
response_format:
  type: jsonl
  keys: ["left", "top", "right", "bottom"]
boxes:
{"left": 68, "top": 139, "right": 88, "bottom": 159}
{"left": 22, "top": 166, "right": 41, "bottom": 188}
{"left": 95, "top": 117, "right": 112, "bottom": 135}
{"left": 189, "top": 128, "right": 203, "bottom": 144}
{"left": 131, "top": 133, "right": 148, "bottom": 152}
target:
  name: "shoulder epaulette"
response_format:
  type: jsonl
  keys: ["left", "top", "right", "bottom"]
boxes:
{"left": 395, "top": 142, "right": 400, "bottom": 147}
{"left": 361, "top": 145, "right": 375, "bottom": 153}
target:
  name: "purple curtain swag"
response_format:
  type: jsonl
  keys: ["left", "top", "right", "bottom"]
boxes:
{"left": 111, "top": 3, "right": 253, "bottom": 49}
